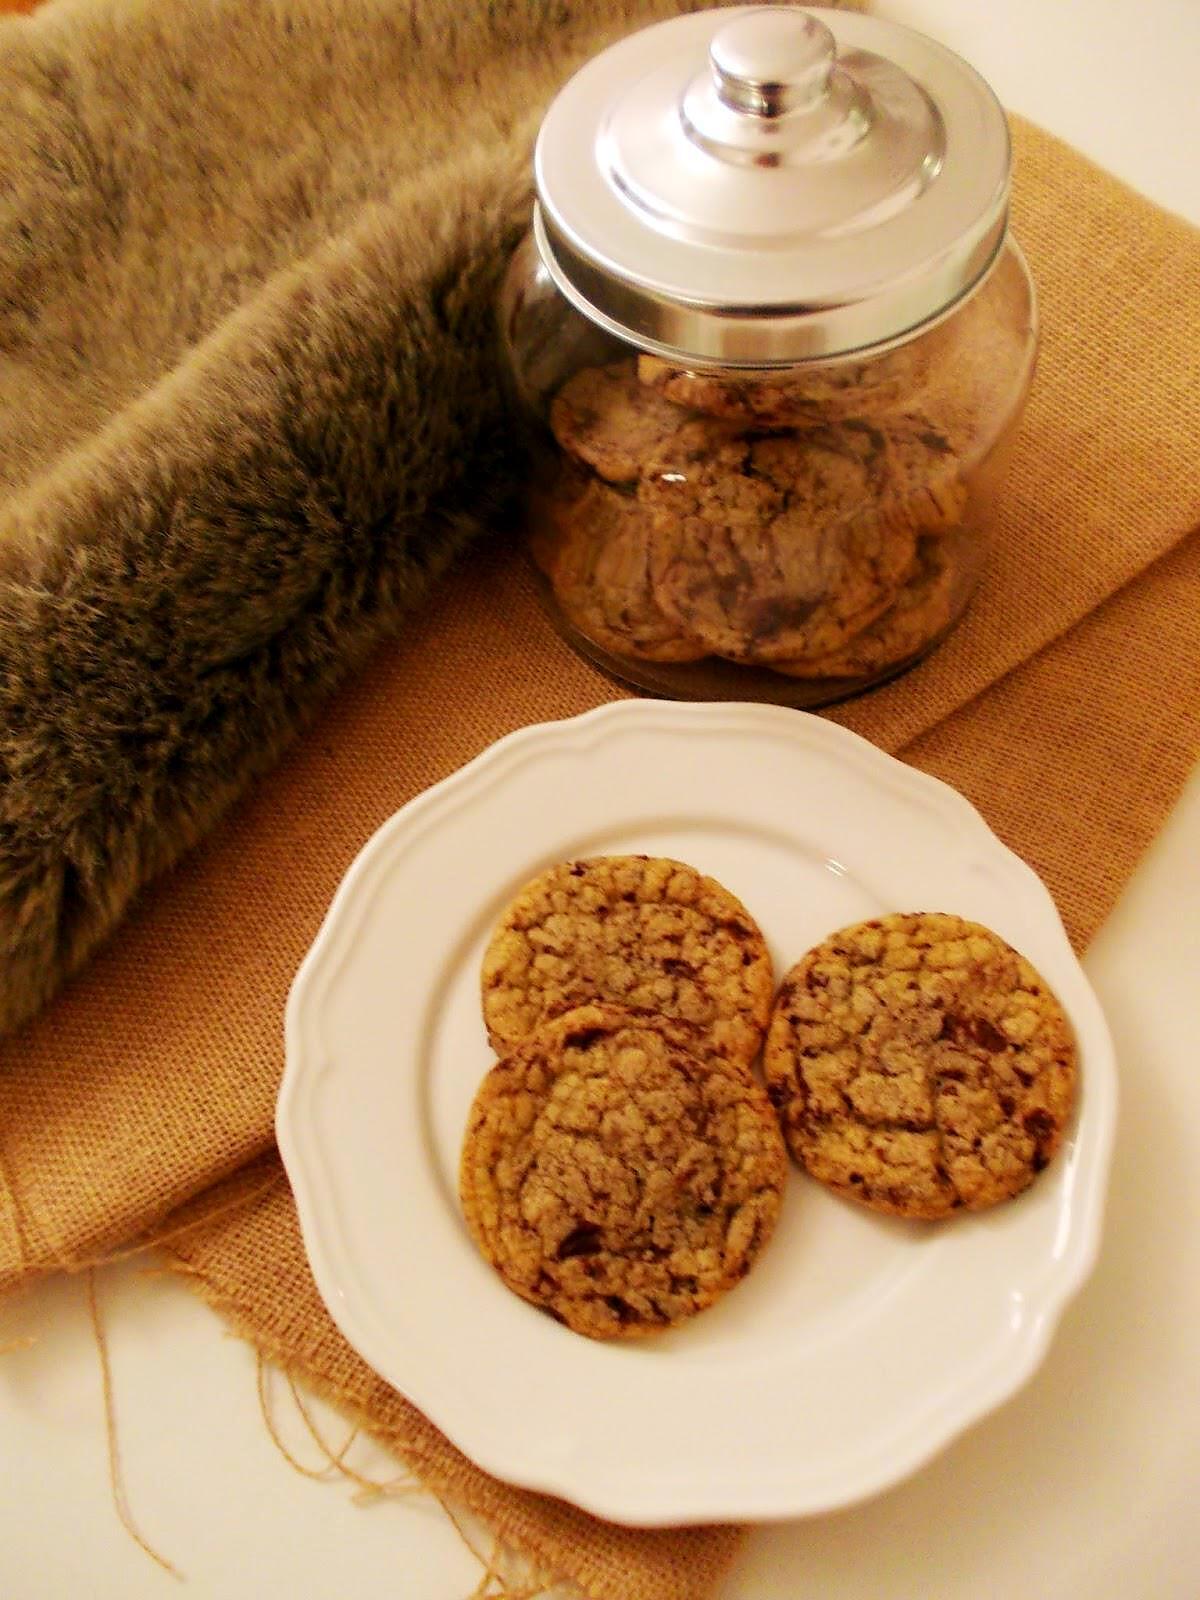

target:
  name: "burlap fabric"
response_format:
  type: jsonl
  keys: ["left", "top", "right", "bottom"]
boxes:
{"left": 2, "top": 12, "right": 1199, "bottom": 1598}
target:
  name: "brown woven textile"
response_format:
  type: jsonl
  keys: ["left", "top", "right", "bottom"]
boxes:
{"left": 1, "top": 32, "right": 1199, "bottom": 1600}
{"left": 903, "top": 531, "right": 1200, "bottom": 946}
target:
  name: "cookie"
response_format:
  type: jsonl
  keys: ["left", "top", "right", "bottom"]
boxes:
{"left": 635, "top": 352, "right": 968, "bottom": 525}
{"left": 481, "top": 854, "right": 773, "bottom": 1070}
{"left": 549, "top": 361, "right": 686, "bottom": 485}
{"left": 535, "top": 470, "right": 708, "bottom": 663}
{"left": 643, "top": 419, "right": 916, "bottom": 664}
{"left": 636, "top": 341, "right": 939, "bottom": 426}
{"left": 770, "top": 537, "right": 960, "bottom": 679}
{"left": 876, "top": 416, "right": 969, "bottom": 538}
{"left": 763, "top": 913, "right": 1077, "bottom": 1218}
{"left": 460, "top": 1005, "right": 788, "bottom": 1339}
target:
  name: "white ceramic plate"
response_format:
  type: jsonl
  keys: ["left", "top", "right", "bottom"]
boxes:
{"left": 277, "top": 700, "right": 1117, "bottom": 1527}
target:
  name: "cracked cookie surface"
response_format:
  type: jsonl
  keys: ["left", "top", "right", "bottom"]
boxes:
{"left": 763, "top": 913, "right": 1077, "bottom": 1219}
{"left": 459, "top": 1005, "right": 788, "bottom": 1339}
{"left": 481, "top": 854, "right": 773, "bottom": 1070}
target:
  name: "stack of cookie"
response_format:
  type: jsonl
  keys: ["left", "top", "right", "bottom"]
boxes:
{"left": 459, "top": 855, "right": 788, "bottom": 1340}
{"left": 460, "top": 859, "right": 1080, "bottom": 1339}
{"left": 531, "top": 323, "right": 980, "bottom": 686}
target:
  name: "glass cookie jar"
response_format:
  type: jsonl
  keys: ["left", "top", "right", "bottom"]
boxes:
{"left": 498, "top": 5, "right": 1037, "bottom": 706}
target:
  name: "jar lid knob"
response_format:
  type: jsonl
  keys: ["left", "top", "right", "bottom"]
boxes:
{"left": 710, "top": 8, "right": 836, "bottom": 117}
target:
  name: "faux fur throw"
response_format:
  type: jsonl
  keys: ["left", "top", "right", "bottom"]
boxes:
{"left": 0, "top": 0, "right": 805, "bottom": 1037}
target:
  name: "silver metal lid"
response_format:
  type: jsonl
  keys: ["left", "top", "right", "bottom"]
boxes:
{"left": 533, "top": 5, "right": 1011, "bottom": 366}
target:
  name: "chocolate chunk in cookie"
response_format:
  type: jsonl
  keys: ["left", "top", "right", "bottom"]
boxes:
{"left": 481, "top": 854, "right": 773, "bottom": 1070}
{"left": 460, "top": 1005, "right": 788, "bottom": 1339}
{"left": 763, "top": 913, "right": 1078, "bottom": 1218}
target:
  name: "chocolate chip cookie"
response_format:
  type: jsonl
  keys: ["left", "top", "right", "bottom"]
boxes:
{"left": 481, "top": 855, "right": 773, "bottom": 1071}
{"left": 875, "top": 417, "right": 969, "bottom": 539}
{"left": 644, "top": 419, "right": 916, "bottom": 664}
{"left": 770, "top": 536, "right": 961, "bottom": 680}
{"left": 549, "top": 361, "right": 686, "bottom": 485}
{"left": 636, "top": 341, "right": 939, "bottom": 426}
{"left": 763, "top": 913, "right": 1078, "bottom": 1218}
{"left": 460, "top": 1005, "right": 788, "bottom": 1339}
{"left": 534, "top": 469, "right": 708, "bottom": 662}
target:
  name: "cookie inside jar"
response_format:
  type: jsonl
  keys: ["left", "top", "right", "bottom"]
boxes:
{"left": 524, "top": 249, "right": 1031, "bottom": 707}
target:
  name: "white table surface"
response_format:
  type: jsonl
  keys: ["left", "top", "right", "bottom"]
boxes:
{"left": 4, "top": 4, "right": 1200, "bottom": 1596}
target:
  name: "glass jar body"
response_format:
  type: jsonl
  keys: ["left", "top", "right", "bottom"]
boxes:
{"left": 498, "top": 239, "right": 1037, "bottom": 706}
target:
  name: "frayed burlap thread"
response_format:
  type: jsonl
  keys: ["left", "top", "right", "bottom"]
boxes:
{"left": 165, "top": 1161, "right": 744, "bottom": 1600}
